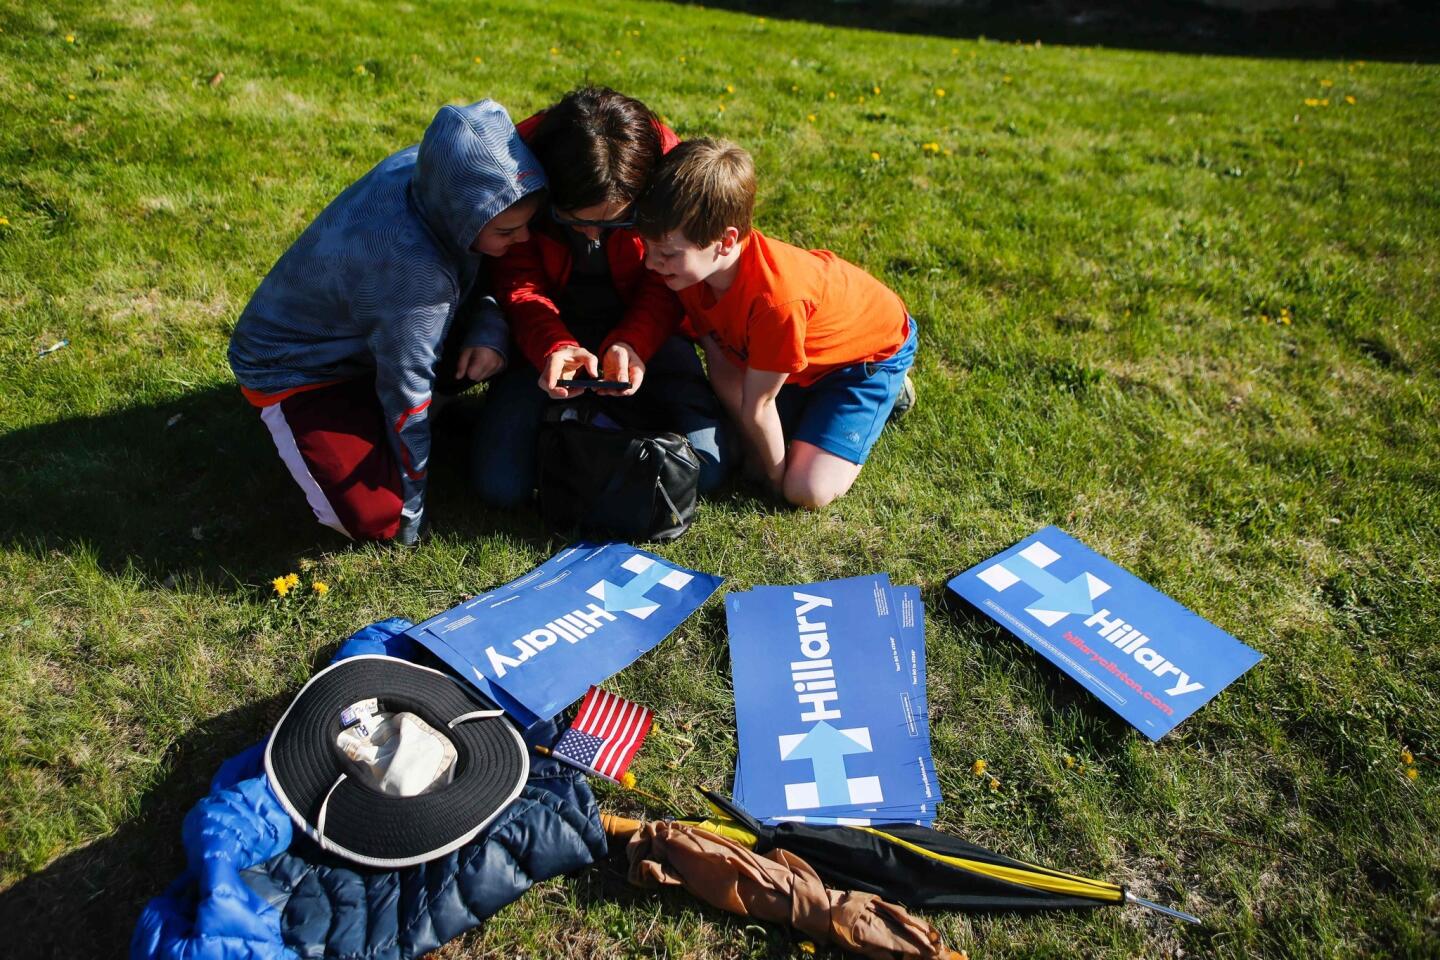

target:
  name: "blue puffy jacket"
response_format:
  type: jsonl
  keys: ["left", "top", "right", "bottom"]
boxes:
{"left": 131, "top": 619, "right": 607, "bottom": 960}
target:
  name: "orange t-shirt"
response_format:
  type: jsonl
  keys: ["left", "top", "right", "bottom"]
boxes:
{"left": 677, "top": 229, "right": 909, "bottom": 388}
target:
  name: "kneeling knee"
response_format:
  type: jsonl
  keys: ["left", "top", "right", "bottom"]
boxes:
{"left": 783, "top": 474, "right": 844, "bottom": 511}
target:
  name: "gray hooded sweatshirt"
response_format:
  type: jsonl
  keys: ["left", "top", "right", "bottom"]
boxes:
{"left": 229, "top": 100, "right": 545, "bottom": 542}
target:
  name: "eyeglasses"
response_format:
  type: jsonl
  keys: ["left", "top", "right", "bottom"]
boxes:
{"left": 550, "top": 206, "right": 635, "bottom": 230}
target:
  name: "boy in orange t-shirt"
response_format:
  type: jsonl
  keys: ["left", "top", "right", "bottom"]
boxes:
{"left": 635, "top": 138, "right": 917, "bottom": 508}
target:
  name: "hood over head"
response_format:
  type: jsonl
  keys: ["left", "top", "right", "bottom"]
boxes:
{"left": 413, "top": 99, "right": 547, "bottom": 255}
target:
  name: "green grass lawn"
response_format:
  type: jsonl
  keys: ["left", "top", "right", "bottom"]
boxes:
{"left": 3, "top": 0, "right": 1438, "bottom": 956}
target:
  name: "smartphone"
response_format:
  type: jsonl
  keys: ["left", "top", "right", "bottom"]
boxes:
{"left": 555, "top": 378, "right": 631, "bottom": 391}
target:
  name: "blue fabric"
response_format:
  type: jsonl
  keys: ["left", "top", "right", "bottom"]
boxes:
{"left": 776, "top": 318, "right": 918, "bottom": 465}
{"left": 228, "top": 101, "right": 546, "bottom": 541}
{"left": 132, "top": 618, "right": 607, "bottom": 960}
{"left": 471, "top": 335, "right": 733, "bottom": 507}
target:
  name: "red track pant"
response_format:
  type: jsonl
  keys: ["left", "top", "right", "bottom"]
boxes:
{"left": 255, "top": 379, "right": 403, "bottom": 541}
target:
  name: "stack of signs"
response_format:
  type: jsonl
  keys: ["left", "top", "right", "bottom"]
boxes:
{"left": 948, "top": 526, "right": 1262, "bottom": 740}
{"left": 727, "top": 575, "right": 937, "bottom": 826}
{"left": 407, "top": 543, "right": 722, "bottom": 728}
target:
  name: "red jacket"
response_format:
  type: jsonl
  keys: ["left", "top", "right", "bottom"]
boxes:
{"left": 494, "top": 112, "right": 683, "bottom": 370}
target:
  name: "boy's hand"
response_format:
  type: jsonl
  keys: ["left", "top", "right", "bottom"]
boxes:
{"left": 455, "top": 345, "right": 505, "bottom": 382}
{"left": 540, "top": 345, "right": 599, "bottom": 399}
{"left": 599, "top": 341, "right": 644, "bottom": 396}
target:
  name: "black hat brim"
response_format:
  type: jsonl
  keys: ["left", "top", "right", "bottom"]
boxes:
{"left": 265, "top": 655, "right": 528, "bottom": 868}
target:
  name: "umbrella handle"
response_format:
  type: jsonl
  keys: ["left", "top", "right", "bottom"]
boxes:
{"left": 602, "top": 814, "right": 644, "bottom": 840}
{"left": 1125, "top": 891, "right": 1201, "bottom": 925}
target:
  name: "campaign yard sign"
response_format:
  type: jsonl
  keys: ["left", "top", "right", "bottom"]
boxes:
{"left": 948, "top": 526, "right": 1262, "bottom": 740}
{"left": 728, "top": 575, "right": 938, "bottom": 826}
{"left": 408, "top": 543, "right": 722, "bottom": 728}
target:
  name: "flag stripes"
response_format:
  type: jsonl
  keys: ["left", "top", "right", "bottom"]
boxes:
{"left": 555, "top": 686, "right": 652, "bottom": 781}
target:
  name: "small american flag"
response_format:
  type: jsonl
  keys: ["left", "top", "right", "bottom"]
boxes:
{"left": 551, "top": 686, "right": 653, "bottom": 782}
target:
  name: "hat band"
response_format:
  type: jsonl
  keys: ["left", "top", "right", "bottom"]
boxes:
{"left": 315, "top": 771, "right": 348, "bottom": 841}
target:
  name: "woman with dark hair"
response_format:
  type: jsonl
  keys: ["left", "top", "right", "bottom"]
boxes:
{"left": 471, "top": 86, "right": 730, "bottom": 508}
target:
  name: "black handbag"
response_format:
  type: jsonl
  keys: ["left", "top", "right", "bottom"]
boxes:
{"left": 537, "top": 401, "right": 700, "bottom": 541}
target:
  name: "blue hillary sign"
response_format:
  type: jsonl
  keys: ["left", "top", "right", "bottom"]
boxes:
{"left": 408, "top": 543, "right": 722, "bottom": 727}
{"left": 728, "top": 575, "right": 938, "bottom": 825}
{"left": 948, "top": 526, "right": 1262, "bottom": 740}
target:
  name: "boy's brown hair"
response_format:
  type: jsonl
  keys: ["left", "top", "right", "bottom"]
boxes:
{"left": 635, "top": 137, "right": 755, "bottom": 244}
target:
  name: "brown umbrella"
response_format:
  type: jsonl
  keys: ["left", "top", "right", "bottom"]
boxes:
{"left": 605, "top": 815, "right": 965, "bottom": 960}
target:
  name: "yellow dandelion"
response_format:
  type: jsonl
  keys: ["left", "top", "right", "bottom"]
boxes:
{"left": 1279, "top": 314, "right": 1291, "bottom": 325}
{"left": 629, "top": 30, "right": 641, "bottom": 38}
{"left": 311, "top": 580, "right": 329, "bottom": 595}
{"left": 0, "top": 216, "right": 9, "bottom": 226}
{"left": 922, "top": 142, "right": 940, "bottom": 153}
{"left": 620, "top": 771, "right": 637, "bottom": 788}
{"left": 870, "top": 151, "right": 881, "bottom": 160}
{"left": 827, "top": 90, "right": 836, "bottom": 99}
{"left": 473, "top": 56, "right": 483, "bottom": 64}
{"left": 1304, "top": 98, "right": 1320, "bottom": 106}
{"left": 857, "top": 95, "right": 866, "bottom": 103}
{"left": 272, "top": 576, "right": 292, "bottom": 597}
{"left": 1063, "top": 754, "right": 1076, "bottom": 769}
{"left": 987, "top": 777, "right": 1000, "bottom": 792}
{"left": 285, "top": 572, "right": 300, "bottom": 587}
{"left": 873, "top": 85, "right": 881, "bottom": 94}
{"left": 971, "top": 759, "right": 988, "bottom": 776}
{"left": 1345, "top": 95, "right": 1356, "bottom": 105}
{"left": 68, "top": 93, "right": 76, "bottom": 101}
{"left": 548, "top": 46, "right": 559, "bottom": 55}
{"left": 1260, "top": 313, "right": 1270, "bottom": 324}
{"left": 1003, "top": 75, "right": 1013, "bottom": 83}
{"left": 717, "top": 102, "right": 725, "bottom": 112}
{"left": 354, "top": 63, "right": 367, "bottom": 75}
{"left": 66, "top": 34, "right": 75, "bottom": 43}
{"left": 806, "top": 113, "right": 816, "bottom": 122}
{"left": 613, "top": 49, "right": 622, "bottom": 57}
{"left": 1077, "top": 763, "right": 1087, "bottom": 774}
{"left": 1401, "top": 749, "right": 1414, "bottom": 765}
{"left": 1319, "top": 98, "right": 1329, "bottom": 106}
{"left": 1406, "top": 767, "right": 1419, "bottom": 781}
{"left": 943, "top": 148, "right": 953, "bottom": 156}
{"left": 790, "top": 84, "right": 799, "bottom": 92}
{"left": 725, "top": 83, "right": 735, "bottom": 94}
{"left": 1320, "top": 78, "right": 1333, "bottom": 87}
{"left": 935, "top": 87, "right": 946, "bottom": 97}
{"left": 757, "top": 16, "right": 766, "bottom": 23}
{"left": 678, "top": 55, "right": 687, "bottom": 64}
{"left": 798, "top": 943, "right": 816, "bottom": 956}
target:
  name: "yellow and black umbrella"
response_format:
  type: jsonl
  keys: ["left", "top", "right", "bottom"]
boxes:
{"left": 688, "top": 790, "right": 1198, "bottom": 924}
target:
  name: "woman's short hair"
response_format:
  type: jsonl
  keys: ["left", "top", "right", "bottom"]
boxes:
{"left": 527, "top": 86, "right": 662, "bottom": 213}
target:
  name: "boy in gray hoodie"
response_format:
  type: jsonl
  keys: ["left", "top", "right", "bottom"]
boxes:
{"left": 229, "top": 100, "right": 545, "bottom": 544}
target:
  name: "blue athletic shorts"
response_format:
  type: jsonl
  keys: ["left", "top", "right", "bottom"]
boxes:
{"left": 775, "top": 318, "right": 918, "bottom": 465}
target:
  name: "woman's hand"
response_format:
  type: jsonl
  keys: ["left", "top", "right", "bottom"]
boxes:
{"left": 598, "top": 341, "right": 644, "bottom": 396}
{"left": 539, "top": 345, "right": 600, "bottom": 399}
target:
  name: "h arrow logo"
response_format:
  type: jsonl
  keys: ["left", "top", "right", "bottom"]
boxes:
{"left": 777, "top": 722, "right": 883, "bottom": 810}
{"left": 587, "top": 554, "right": 694, "bottom": 620}
{"left": 977, "top": 540, "right": 1111, "bottom": 626}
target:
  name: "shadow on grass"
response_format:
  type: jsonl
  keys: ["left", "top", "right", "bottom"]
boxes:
{"left": 0, "top": 387, "right": 563, "bottom": 590}
{"left": 677, "top": 0, "right": 1440, "bottom": 62}
{"left": 0, "top": 385, "right": 344, "bottom": 588}
{"left": 0, "top": 694, "right": 290, "bottom": 960}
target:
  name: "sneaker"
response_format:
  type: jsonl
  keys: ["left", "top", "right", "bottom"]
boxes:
{"left": 889, "top": 373, "right": 916, "bottom": 421}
